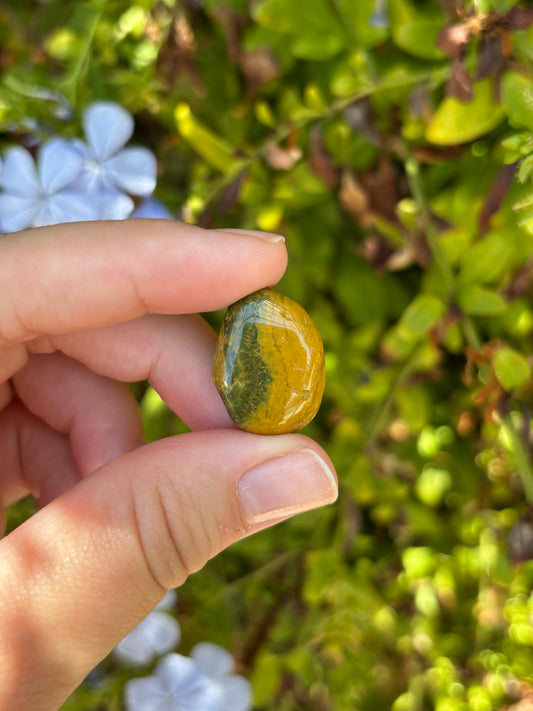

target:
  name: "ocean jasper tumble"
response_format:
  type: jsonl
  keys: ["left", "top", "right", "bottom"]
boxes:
{"left": 213, "top": 288, "right": 325, "bottom": 435}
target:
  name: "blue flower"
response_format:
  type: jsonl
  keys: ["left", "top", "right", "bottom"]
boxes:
{"left": 131, "top": 197, "right": 174, "bottom": 220}
{"left": 0, "top": 140, "right": 98, "bottom": 233}
{"left": 370, "top": 0, "right": 388, "bottom": 28}
{"left": 0, "top": 101, "right": 162, "bottom": 231}
{"left": 72, "top": 102, "right": 157, "bottom": 219}
{"left": 191, "top": 643, "right": 253, "bottom": 711}
{"left": 114, "top": 590, "right": 180, "bottom": 666}
{"left": 124, "top": 653, "right": 224, "bottom": 711}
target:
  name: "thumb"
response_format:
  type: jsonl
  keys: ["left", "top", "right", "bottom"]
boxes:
{"left": 0, "top": 429, "right": 337, "bottom": 711}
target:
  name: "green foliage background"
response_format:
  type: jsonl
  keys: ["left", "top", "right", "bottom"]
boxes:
{"left": 4, "top": 0, "right": 533, "bottom": 709}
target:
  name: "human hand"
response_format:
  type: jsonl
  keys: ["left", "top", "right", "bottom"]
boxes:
{"left": 0, "top": 219, "right": 338, "bottom": 710}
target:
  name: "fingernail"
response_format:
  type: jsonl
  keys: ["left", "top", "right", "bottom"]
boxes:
{"left": 238, "top": 448, "right": 338, "bottom": 525}
{"left": 215, "top": 228, "right": 285, "bottom": 243}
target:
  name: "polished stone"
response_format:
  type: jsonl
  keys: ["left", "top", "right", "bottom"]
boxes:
{"left": 213, "top": 288, "right": 325, "bottom": 434}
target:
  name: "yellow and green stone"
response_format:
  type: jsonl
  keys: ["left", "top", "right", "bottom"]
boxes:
{"left": 213, "top": 288, "right": 325, "bottom": 435}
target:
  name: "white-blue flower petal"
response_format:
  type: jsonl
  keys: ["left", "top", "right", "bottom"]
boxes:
{"left": 0, "top": 147, "right": 39, "bottom": 196}
{"left": 156, "top": 654, "right": 223, "bottom": 709}
{"left": 33, "top": 201, "right": 65, "bottom": 228}
{"left": 84, "top": 102, "right": 134, "bottom": 162}
{"left": 32, "top": 195, "right": 93, "bottom": 228}
{"left": 124, "top": 676, "right": 168, "bottom": 711}
{"left": 0, "top": 193, "right": 40, "bottom": 233}
{"left": 93, "top": 188, "right": 134, "bottom": 220}
{"left": 71, "top": 164, "right": 106, "bottom": 194}
{"left": 191, "top": 643, "right": 235, "bottom": 679}
{"left": 48, "top": 191, "right": 102, "bottom": 223}
{"left": 114, "top": 611, "right": 181, "bottom": 666}
{"left": 124, "top": 654, "right": 224, "bottom": 711}
{"left": 105, "top": 147, "right": 157, "bottom": 195}
{"left": 157, "top": 654, "right": 209, "bottom": 696}
{"left": 69, "top": 139, "right": 90, "bottom": 160}
{"left": 218, "top": 675, "right": 253, "bottom": 711}
{"left": 39, "top": 139, "right": 84, "bottom": 193}
{"left": 131, "top": 198, "right": 174, "bottom": 220}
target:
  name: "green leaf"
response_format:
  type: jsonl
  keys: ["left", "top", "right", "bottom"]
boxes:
{"left": 402, "top": 546, "right": 437, "bottom": 580}
{"left": 493, "top": 347, "right": 531, "bottom": 392}
{"left": 426, "top": 79, "right": 505, "bottom": 145}
{"left": 456, "top": 284, "right": 507, "bottom": 316}
{"left": 513, "top": 193, "right": 533, "bottom": 211}
{"left": 517, "top": 154, "right": 533, "bottom": 184}
{"left": 389, "top": 0, "right": 445, "bottom": 60}
{"left": 501, "top": 132, "right": 529, "bottom": 164}
{"left": 457, "top": 232, "right": 509, "bottom": 286}
{"left": 251, "top": 653, "right": 283, "bottom": 706}
{"left": 501, "top": 72, "right": 533, "bottom": 132}
{"left": 335, "top": 255, "right": 391, "bottom": 326}
{"left": 334, "top": 0, "right": 389, "bottom": 49}
{"left": 416, "top": 467, "right": 452, "bottom": 507}
{"left": 397, "top": 294, "right": 446, "bottom": 340}
{"left": 174, "top": 103, "right": 238, "bottom": 172}
{"left": 252, "top": 0, "right": 346, "bottom": 60}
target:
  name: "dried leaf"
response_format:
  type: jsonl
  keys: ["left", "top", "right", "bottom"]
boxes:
{"left": 264, "top": 140, "right": 302, "bottom": 170}
{"left": 212, "top": 5, "right": 246, "bottom": 63}
{"left": 341, "top": 98, "right": 379, "bottom": 145}
{"left": 445, "top": 59, "right": 473, "bottom": 101}
{"left": 339, "top": 170, "right": 373, "bottom": 226}
{"left": 309, "top": 125, "right": 338, "bottom": 188}
{"left": 507, "top": 7, "right": 533, "bottom": 31}
{"left": 505, "top": 263, "right": 533, "bottom": 299}
{"left": 241, "top": 48, "right": 280, "bottom": 92}
{"left": 409, "top": 84, "right": 431, "bottom": 120}
{"left": 476, "top": 35, "right": 505, "bottom": 80}
{"left": 436, "top": 23, "right": 470, "bottom": 58}
{"left": 157, "top": 11, "right": 202, "bottom": 90}
{"left": 360, "top": 157, "right": 400, "bottom": 224}
{"left": 362, "top": 235, "right": 396, "bottom": 271}
{"left": 216, "top": 167, "right": 249, "bottom": 215}
{"left": 412, "top": 145, "right": 463, "bottom": 163}
{"left": 478, "top": 164, "right": 515, "bottom": 234}
{"left": 508, "top": 517, "right": 533, "bottom": 564}
{"left": 437, "top": 0, "right": 464, "bottom": 22}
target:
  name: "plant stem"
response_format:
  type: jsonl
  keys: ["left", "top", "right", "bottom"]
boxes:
{"left": 502, "top": 413, "right": 533, "bottom": 505}
{"left": 404, "top": 154, "right": 483, "bottom": 353}
{"left": 60, "top": 0, "right": 105, "bottom": 106}
{"left": 405, "top": 157, "right": 454, "bottom": 292}
{"left": 365, "top": 357, "right": 414, "bottom": 442}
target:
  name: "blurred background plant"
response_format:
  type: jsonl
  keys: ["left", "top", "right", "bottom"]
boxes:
{"left": 4, "top": 0, "right": 533, "bottom": 708}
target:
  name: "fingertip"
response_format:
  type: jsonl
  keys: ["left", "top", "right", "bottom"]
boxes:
{"left": 209, "top": 227, "right": 288, "bottom": 287}
{"left": 213, "top": 228, "right": 285, "bottom": 244}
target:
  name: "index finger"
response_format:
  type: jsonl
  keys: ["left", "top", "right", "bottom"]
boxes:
{"left": 0, "top": 220, "right": 287, "bottom": 346}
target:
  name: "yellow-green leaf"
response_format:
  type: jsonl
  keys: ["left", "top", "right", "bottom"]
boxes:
{"left": 426, "top": 79, "right": 505, "bottom": 145}
{"left": 501, "top": 71, "right": 533, "bottom": 132}
{"left": 493, "top": 347, "right": 531, "bottom": 392}
{"left": 416, "top": 467, "right": 452, "bottom": 507}
{"left": 456, "top": 284, "right": 506, "bottom": 316}
{"left": 175, "top": 103, "right": 237, "bottom": 173}
{"left": 389, "top": 0, "right": 445, "bottom": 60}
{"left": 398, "top": 294, "right": 446, "bottom": 340}
{"left": 457, "top": 232, "right": 509, "bottom": 286}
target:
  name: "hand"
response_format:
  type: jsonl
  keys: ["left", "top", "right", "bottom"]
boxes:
{"left": 0, "top": 219, "right": 338, "bottom": 710}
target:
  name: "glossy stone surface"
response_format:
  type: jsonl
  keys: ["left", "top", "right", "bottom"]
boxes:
{"left": 213, "top": 288, "right": 325, "bottom": 435}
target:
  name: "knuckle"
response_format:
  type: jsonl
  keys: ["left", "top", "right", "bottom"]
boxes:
{"left": 131, "top": 465, "right": 219, "bottom": 590}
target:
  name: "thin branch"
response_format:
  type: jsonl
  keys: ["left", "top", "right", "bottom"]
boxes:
{"left": 501, "top": 413, "right": 533, "bottom": 505}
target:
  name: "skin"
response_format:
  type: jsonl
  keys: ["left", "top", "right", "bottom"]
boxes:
{"left": 0, "top": 219, "right": 337, "bottom": 710}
